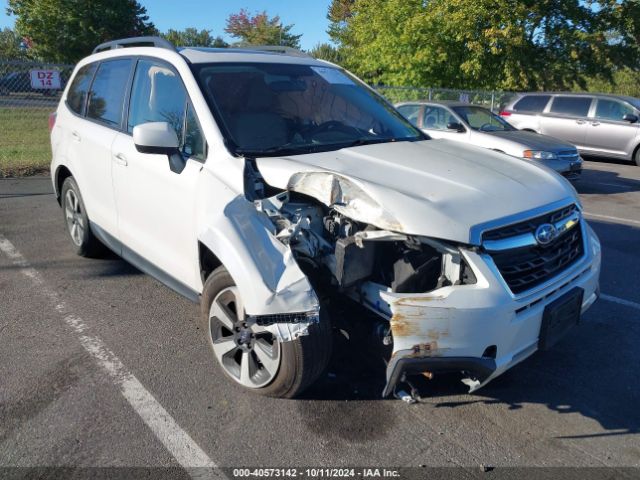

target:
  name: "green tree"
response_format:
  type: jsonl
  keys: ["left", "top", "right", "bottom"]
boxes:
{"left": 0, "top": 28, "right": 27, "bottom": 60}
{"left": 308, "top": 42, "right": 343, "bottom": 64}
{"left": 225, "top": 9, "right": 302, "bottom": 49}
{"left": 7, "top": 0, "right": 156, "bottom": 63}
{"left": 328, "top": 0, "right": 640, "bottom": 91}
{"left": 161, "top": 28, "right": 228, "bottom": 48}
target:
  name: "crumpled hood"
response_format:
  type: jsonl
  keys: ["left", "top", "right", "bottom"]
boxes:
{"left": 254, "top": 140, "right": 577, "bottom": 245}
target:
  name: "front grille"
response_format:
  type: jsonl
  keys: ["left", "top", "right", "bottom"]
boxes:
{"left": 482, "top": 204, "right": 577, "bottom": 241}
{"left": 558, "top": 150, "right": 580, "bottom": 162}
{"left": 483, "top": 205, "right": 584, "bottom": 294}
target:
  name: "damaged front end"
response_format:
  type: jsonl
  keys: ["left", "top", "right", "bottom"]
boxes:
{"left": 247, "top": 160, "right": 485, "bottom": 398}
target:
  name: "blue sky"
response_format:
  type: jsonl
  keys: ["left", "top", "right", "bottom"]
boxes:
{"left": 0, "top": 0, "right": 332, "bottom": 50}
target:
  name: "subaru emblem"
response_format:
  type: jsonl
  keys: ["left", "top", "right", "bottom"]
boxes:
{"left": 535, "top": 223, "right": 557, "bottom": 245}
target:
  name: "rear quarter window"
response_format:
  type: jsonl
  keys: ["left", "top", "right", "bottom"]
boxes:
{"left": 66, "top": 63, "right": 98, "bottom": 115}
{"left": 549, "top": 96, "right": 592, "bottom": 117}
{"left": 512, "top": 95, "right": 551, "bottom": 113}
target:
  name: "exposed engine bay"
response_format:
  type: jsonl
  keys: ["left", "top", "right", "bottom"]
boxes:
{"left": 245, "top": 159, "right": 478, "bottom": 397}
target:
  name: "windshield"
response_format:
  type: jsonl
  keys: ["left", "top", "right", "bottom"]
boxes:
{"left": 192, "top": 62, "right": 425, "bottom": 156}
{"left": 452, "top": 106, "right": 515, "bottom": 132}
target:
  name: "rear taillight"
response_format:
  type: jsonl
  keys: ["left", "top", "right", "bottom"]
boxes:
{"left": 499, "top": 110, "right": 511, "bottom": 117}
{"left": 48, "top": 111, "right": 57, "bottom": 131}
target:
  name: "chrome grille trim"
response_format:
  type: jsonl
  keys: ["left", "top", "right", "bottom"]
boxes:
{"left": 481, "top": 204, "right": 586, "bottom": 295}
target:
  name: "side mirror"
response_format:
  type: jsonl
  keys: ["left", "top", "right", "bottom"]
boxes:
{"left": 446, "top": 122, "right": 465, "bottom": 132}
{"left": 133, "top": 122, "right": 180, "bottom": 154}
{"left": 133, "top": 122, "right": 185, "bottom": 174}
{"left": 622, "top": 113, "right": 638, "bottom": 123}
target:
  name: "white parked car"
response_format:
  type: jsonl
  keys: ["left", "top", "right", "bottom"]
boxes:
{"left": 396, "top": 101, "right": 583, "bottom": 181}
{"left": 50, "top": 37, "right": 601, "bottom": 399}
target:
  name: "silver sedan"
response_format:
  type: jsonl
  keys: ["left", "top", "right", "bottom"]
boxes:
{"left": 396, "top": 101, "right": 583, "bottom": 181}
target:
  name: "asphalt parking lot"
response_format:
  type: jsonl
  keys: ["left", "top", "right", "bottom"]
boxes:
{"left": 1, "top": 159, "right": 639, "bottom": 478}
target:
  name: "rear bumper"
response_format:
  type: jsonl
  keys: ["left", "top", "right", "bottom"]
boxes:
{"left": 379, "top": 221, "right": 601, "bottom": 398}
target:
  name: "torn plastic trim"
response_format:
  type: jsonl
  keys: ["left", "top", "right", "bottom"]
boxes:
{"left": 248, "top": 309, "right": 320, "bottom": 342}
{"left": 382, "top": 353, "right": 496, "bottom": 398}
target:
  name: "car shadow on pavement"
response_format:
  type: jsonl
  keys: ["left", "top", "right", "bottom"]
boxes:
{"left": 575, "top": 168, "right": 640, "bottom": 195}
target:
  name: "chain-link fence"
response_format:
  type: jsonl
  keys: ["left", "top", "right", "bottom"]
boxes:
{"left": 0, "top": 60, "right": 74, "bottom": 176}
{"left": 373, "top": 85, "right": 518, "bottom": 112}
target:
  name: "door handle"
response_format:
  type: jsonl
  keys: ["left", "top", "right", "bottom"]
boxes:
{"left": 591, "top": 121, "right": 600, "bottom": 126}
{"left": 575, "top": 120, "right": 586, "bottom": 125}
{"left": 71, "top": 131, "right": 81, "bottom": 142}
{"left": 114, "top": 153, "right": 128, "bottom": 166}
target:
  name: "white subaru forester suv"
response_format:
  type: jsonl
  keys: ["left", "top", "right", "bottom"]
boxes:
{"left": 50, "top": 37, "right": 601, "bottom": 399}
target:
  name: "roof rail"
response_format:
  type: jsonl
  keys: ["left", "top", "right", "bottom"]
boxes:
{"left": 92, "top": 36, "right": 176, "bottom": 54}
{"left": 231, "top": 45, "right": 311, "bottom": 58}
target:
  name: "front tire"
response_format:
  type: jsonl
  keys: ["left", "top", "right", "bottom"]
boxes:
{"left": 200, "top": 266, "right": 332, "bottom": 398}
{"left": 634, "top": 148, "right": 640, "bottom": 167}
{"left": 60, "top": 177, "right": 106, "bottom": 257}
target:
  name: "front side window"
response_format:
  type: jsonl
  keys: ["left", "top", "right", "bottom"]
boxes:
{"left": 87, "top": 59, "right": 132, "bottom": 126}
{"left": 513, "top": 95, "right": 550, "bottom": 113}
{"left": 193, "top": 62, "right": 425, "bottom": 156}
{"left": 67, "top": 63, "right": 97, "bottom": 115}
{"left": 128, "top": 60, "right": 206, "bottom": 161}
{"left": 549, "top": 96, "right": 592, "bottom": 117}
{"left": 397, "top": 104, "right": 422, "bottom": 127}
{"left": 183, "top": 103, "right": 206, "bottom": 160}
{"left": 595, "top": 99, "right": 635, "bottom": 122}
{"left": 423, "top": 106, "right": 454, "bottom": 130}
{"left": 127, "top": 59, "right": 187, "bottom": 137}
{"left": 452, "top": 106, "right": 515, "bottom": 132}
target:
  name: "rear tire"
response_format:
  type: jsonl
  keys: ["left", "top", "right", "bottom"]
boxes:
{"left": 634, "top": 148, "right": 640, "bottom": 167}
{"left": 60, "top": 177, "right": 106, "bottom": 257}
{"left": 200, "top": 266, "right": 332, "bottom": 398}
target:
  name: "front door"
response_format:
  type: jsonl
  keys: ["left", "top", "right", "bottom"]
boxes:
{"left": 584, "top": 98, "right": 640, "bottom": 158}
{"left": 112, "top": 58, "right": 207, "bottom": 291}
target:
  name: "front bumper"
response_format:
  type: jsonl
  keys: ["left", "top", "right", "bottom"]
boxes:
{"left": 377, "top": 221, "right": 601, "bottom": 398}
{"left": 538, "top": 156, "right": 583, "bottom": 182}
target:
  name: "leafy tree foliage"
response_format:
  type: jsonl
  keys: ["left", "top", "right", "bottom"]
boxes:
{"left": 161, "top": 28, "right": 228, "bottom": 48}
{"left": 0, "top": 27, "right": 27, "bottom": 60}
{"left": 308, "top": 42, "right": 343, "bottom": 64}
{"left": 328, "top": 0, "right": 640, "bottom": 91}
{"left": 7, "top": 0, "right": 156, "bottom": 63}
{"left": 225, "top": 9, "right": 302, "bottom": 48}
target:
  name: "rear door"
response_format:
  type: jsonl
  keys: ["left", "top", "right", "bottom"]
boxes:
{"left": 63, "top": 58, "right": 133, "bottom": 240}
{"left": 584, "top": 98, "right": 640, "bottom": 158}
{"left": 540, "top": 95, "right": 593, "bottom": 149}
{"left": 111, "top": 58, "right": 207, "bottom": 290}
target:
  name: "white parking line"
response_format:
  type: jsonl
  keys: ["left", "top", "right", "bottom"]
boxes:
{"left": 0, "top": 235, "right": 220, "bottom": 479}
{"left": 583, "top": 212, "right": 640, "bottom": 227}
{"left": 600, "top": 294, "right": 640, "bottom": 312}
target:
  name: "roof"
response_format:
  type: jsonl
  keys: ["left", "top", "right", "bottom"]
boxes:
{"left": 89, "top": 36, "right": 330, "bottom": 67}
{"left": 178, "top": 47, "right": 329, "bottom": 66}
{"left": 396, "top": 100, "right": 487, "bottom": 108}
{"left": 513, "top": 91, "right": 640, "bottom": 102}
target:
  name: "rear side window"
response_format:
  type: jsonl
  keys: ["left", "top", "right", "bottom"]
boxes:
{"left": 67, "top": 63, "right": 97, "bottom": 115}
{"left": 87, "top": 59, "right": 132, "bottom": 127}
{"left": 549, "top": 96, "right": 592, "bottom": 117}
{"left": 512, "top": 95, "right": 550, "bottom": 113}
